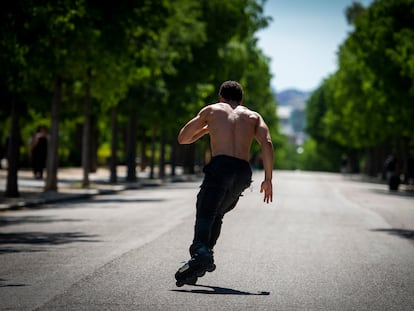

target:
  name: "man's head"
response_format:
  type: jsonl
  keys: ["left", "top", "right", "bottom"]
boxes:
{"left": 219, "top": 80, "right": 243, "bottom": 105}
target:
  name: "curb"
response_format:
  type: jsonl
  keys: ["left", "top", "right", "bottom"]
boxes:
{"left": 0, "top": 187, "right": 122, "bottom": 212}
{"left": 0, "top": 182, "right": 147, "bottom": 212}
{"left": 0, "top": 174, "right": 202, "bottom": 212}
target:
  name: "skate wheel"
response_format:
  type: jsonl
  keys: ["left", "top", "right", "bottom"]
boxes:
{"left": 207, "top": 264, "right": 216, "bottom": 272}
{"left": 176, "top": 280, "right": 184, "bottom": 287}
{"left": 187, "top": 275, "right": 198, "bottom": 285}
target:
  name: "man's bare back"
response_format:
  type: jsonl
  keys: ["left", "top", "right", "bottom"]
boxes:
{"left": 178, "top": 81, "right": 273, "bottom": 203}
{"left": 178, "top": 101, "right": 273, "bottom": 202}
{"left": 200, "top": 103, "right": 261, "bottom": 161}
{"left": 178, "top": 103, "right": 271, "bottom": 160}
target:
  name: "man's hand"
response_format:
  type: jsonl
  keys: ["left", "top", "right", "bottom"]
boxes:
{"left": 260, "top": 180, "right": 273, "bottom": 203}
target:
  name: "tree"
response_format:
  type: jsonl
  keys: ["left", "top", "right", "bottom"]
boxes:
{"left": 164, "top": 0, "right": 276, "bottom": 172}
{"left": 305, "top": 0, "right": 414, "bottom": 174}
{"left": 1, "top": 0, "right": 280, "bottom": 187}
{"left": 0, "top": 1, "right": 62, "bottom": 195}
{"left": 27, "top": 0, "right": 87, "bottom": 191}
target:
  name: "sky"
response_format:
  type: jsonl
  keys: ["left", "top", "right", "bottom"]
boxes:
{"left": 256, "top": 0, "right": 373, "bottom": 92}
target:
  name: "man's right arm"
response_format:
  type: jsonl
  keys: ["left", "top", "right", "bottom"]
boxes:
{"left": 255, "top": 115, "right": 274, "bottom": 203}
{"left": 178, "top": 106, "right": 209, "bottom": 144}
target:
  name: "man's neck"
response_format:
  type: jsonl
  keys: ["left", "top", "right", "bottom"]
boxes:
{"left": 219, "top": 96, "right": 241, "bottom": 109}
{"left": 224, "top": 100, "right": 240, "bottom": 109}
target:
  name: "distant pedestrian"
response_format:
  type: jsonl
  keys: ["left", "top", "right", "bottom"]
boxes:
{"left": 384, "top": 153, "right": 400, "bottom": 191}
{"left": 405, "top": 152, "right": 414, "bottom": 191}
{"left": 30, "top": 126, "right": 48, "bottom": 179}
{"left": 1, "top": 136, "right": 10, "bottom": 169}
{"left": 340, "top": 155, "right": 348, "bottom": 176}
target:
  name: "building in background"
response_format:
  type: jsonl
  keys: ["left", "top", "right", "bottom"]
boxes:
{"left": 276, "top": 89, "right": 310, "bottom": 147}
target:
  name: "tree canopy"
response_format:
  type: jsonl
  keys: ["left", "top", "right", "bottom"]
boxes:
{"left": 305, "top": 0, "right": 414, "bottom": 174}
{"left": 1, "top": 0, "right": 280, "bottom": 195}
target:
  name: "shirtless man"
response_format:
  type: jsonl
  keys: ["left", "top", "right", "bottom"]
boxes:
{"left": 175, "top": 81, "right": 274, "bottom": 287}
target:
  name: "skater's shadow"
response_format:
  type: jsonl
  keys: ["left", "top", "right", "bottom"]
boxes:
{"left": 171, "top": 284, "right": 270, "bottom": 296}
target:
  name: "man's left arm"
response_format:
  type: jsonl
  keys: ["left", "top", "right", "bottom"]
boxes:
{"left": 255, "top": 114, "right": 274, "bottom": 203}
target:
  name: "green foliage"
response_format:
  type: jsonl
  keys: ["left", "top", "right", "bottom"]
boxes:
{"left": 305, "top": 0, "right": 414, "bottom": 173}
{"left": 1, "top": 0, "right": 280, "bottom": 169}
{"left": 163, "top": 0, "right": 276, "bottom": 138}
{"left": 299, "top": 139, "right": 345, "bottom": 172}
{"left": 272, "top": 134, "right": 298, "bottom": 170}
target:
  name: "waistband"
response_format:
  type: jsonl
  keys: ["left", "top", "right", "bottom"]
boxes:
{"left": 209, "top": 154, "right": 250, "bottom": 166}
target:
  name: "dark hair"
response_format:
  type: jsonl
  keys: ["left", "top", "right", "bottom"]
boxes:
{"left": 219, "top": 81, "right": 243, "bottom": 103}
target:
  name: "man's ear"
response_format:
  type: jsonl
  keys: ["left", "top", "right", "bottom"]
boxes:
{"left": 219, "top": 96, "right": 225, "bottom": 102}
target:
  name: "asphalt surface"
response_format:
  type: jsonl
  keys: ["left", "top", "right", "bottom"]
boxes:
{"left": 1, "top": 170, "right": 413, "bottom": 310}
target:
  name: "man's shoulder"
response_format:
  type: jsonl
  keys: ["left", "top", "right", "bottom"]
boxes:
{"left": 201, "top": 102, "right": 221, "bottom": 109}
{"left": 210, "top": 102, "right": 227, "bottom": 108}
{"left": 202, "top": 103, "right": 227, "bottom": 112}
{"left": 236, "top": 105, "right": 260, "bottom": 117}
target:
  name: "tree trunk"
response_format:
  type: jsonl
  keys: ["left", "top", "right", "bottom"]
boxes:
{"left": 149, "top": 127, "right": 156, "bottom": 179}
{"left": 348, "top": 149, "right": 360, "bottom": 174}
{"left": 364, "top": 147, "right": 376, "bottom": 177}
{"left": 158, "top": 128, "right": 166, "bottom": 179}
{"left": 170, "top": 138, "right": 177, "bottom": 177}
{"left": 183, "top": 144, "right": 195, "bottom": 174}
{"left": 109, "top": 106, "right": 118, "bottom": 183}
{"left": 126, "top": 106, "right": 137, "bottom": 182}
{"left": 45, "top": 75, "right": 62, "bottom": 192}
{"left": 82, "top": 69, "right": 92, "bottom": 187}
{"left": 140, "top": 129, "right": 147, "bottom": 172}
{"left": 5, "top": 96, "right": 20, "bottom": 197}
{"left": 374, "top": 145, "right": 383, "bottom": 177}
{"left": 90, "top": 116, "right": 98, "bottom": 173}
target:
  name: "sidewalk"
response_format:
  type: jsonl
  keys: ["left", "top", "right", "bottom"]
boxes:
{"left": 0, "top": 166, "right": 199, "bottom": 211}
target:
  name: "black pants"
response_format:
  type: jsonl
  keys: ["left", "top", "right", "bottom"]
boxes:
{"left": 190, "top": 155, "right": 252, "bottom": 255}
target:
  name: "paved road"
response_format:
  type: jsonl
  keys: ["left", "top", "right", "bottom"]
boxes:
{"left": 1, "top": 171, "right": 413, "bottom": 310}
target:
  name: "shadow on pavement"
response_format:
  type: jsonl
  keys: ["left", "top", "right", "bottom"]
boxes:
{"left": 171, "top": 284, "right": 270, "bottom": 296}
{"left": 0, "top": 278, "right": 27, "bottom": 288}
{"left": 0, "top": 247, "right": 46, "bottom": 254}
{"left": 86, "top": 198, "right": 165, "bottom": 204}
{"left": 0, "top": 231, "right": 100, "bottom": 254}
{"left": 370, "top": 188, "right": 414, "bottom": 198}
{"left": 371, "top": 228, "right": 414, "bottom": 239}
{"left": 0, "top": 215, "right": 84, "bottom": 227}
